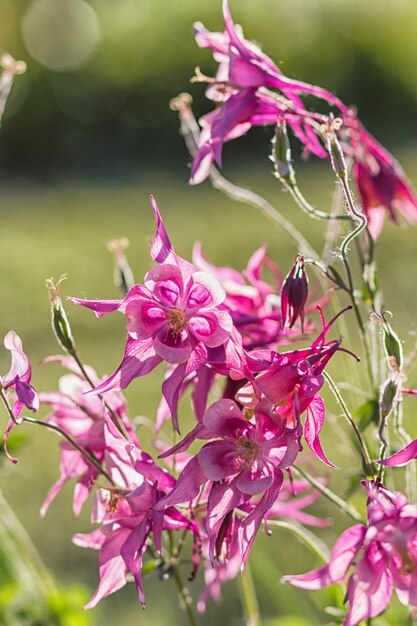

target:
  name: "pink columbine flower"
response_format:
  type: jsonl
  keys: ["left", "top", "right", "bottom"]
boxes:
{"left": 280, "top": 255, "right": 309, "bottom": 331}
{"left": 155, "top": 397, "right": 301, "bottom": 568}
{"left": 350, "top": 125, "right": 417, "bottom": 239}
{"left": 189, "top": 0, "right": 347, "bottom": 184}
{"left": 197, "top": 478, "right": 327, "bottom": 613}
{"left": 72, "top": 197, "right": 235, "bottom": 430}
{"left": 39, "top": 356, "right": 134, "bottom": 516}
{"left": 0, "top": 331, "right": 39, "bottom": 463}
{"left": 73, "top": 415, "right": 199, "bottom": 608}
{"left": 284, "top": 480, "right": 417, "bottom": 625}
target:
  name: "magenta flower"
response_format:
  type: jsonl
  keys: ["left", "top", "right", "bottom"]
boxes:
{"left": 156, "top": 397, "right": 300, "bottom": 567}
{"left": 280, "top": 255, "right": 309, "bottom": 331}
{"left": 284, "top": 480, "right": 417, "bottom": 625}
{"left": 0, "top": 331, "right": 39, "bottom": 463}
{"left": 351, "top": 124, "right": 417, "bottom": 239}
{"left": 190, "top": 0, "right": 347, "bottom": 184}
{"left": 73, "top": 415, "right": 199, "bottom": 608}
{"left": 72, "top": 197, "right": 235, "bottom": 430}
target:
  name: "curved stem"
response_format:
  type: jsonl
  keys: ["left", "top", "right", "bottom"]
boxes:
{"left": 323, "top": 372, "right": 375, "bottom": 477}
{"left": 293, "top": 465, "right": 365, "bottom": 523}
{"left": 268, "top": 520, "right": 329, "bottom": 564}
{"left": 282, "top": 178, "right": 350, "bottom": 222}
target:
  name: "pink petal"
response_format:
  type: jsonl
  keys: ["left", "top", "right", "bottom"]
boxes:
{"left": 69, "top": 297, "right": 122, "bottom": 317}
{"left": 185, "top": 271, "right": 226, "bottom": 310}
{"left": 378, "top": 439, "right": 417, "bottom": 467}
{"left": 198, "top": 441, "right": 238, "bottom": 480}
{"left": 150, "top": 195, "right": 176, "bottom": 265}
{"left": 126, "top": 299, "right": 167, "bottom": 338}
{"left": 284, "top": 524, "right": 366, "bottom": 590}
{"left": 14, "top": 380, "right": 39, "bottom": 412}
{"left": 144, "top": 264, "right": 183, "bottom": 306}
{"left": 188, "top": 310, "right": 233, "bottom": 348}
{"left": 154, "top": 456, "right": 207, "bottom": 509}
{"left": 153, "top": 328, "right": 192, "bottom": 363}
{"left": 304, "top": 395, "right": 337, "bottom": 468}
{"left": 202, "top": 398, "right": 248, "bottom": 438}
{"left": 92, "top": 337, "right": 161, "bottom": 394}
{"left": 1, "top": 331, "right": 31, "bottom": 386}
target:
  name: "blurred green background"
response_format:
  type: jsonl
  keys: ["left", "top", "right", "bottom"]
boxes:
{"left": 1, "top": 1, "right": 417, "bottom": 625}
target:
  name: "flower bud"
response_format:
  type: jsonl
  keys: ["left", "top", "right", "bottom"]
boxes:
{"left": 281, "top": 255, "right": 309, "bottom": 331}
{"left": 46, "top": 277, "right": 75, "bottom": 354}
{"left": 380, "top": 372, "right": 400, "bottom": 420}
{"left": 375, "top": 310, "right": 403, "bottom": 371}
{"left": 107, "top": 238, "right": 134, "bottom": 297}
{"left": 271, "top": 121, "right": 296, "bottom": 186}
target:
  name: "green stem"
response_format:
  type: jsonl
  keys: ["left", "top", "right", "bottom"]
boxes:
{"left": 323, "top": 372, "right": 375, "bottom": 477}
{"left": 283, "top": 178, "right": 350, "bottom": 222}
{"left": 0, "top": 389, "right": 114, "bottom": 485}
{"left": 267, "top": 520, "right": 329, "bottom": 564}
{"left": 168, "top": 530, "right": 198, "bottom": 626}
{"left": 238, "top": 560, "right": 262, "bottom": 626}
{"left": 293, "top": 465, "right": 365, "bottom": 523}
{"left": 338, "top": 176, "right": 375, "bottom": 389}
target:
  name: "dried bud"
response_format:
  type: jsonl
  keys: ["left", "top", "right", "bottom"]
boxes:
{"left": 271, "top": 121, "right": 296, "bottom": 186}
{"left": 281, "top": 255, "right": 309, "bottom": 331}
{"left": 107, "top": 237, "right": 134, "bottom": 297}
{"left": 321, "top": 116, "right": 347, "bottom": 179}
{"left": 374, "top": 309, "right": 403, "bottom": 371}
{"left": 46, "top": 276, "right": 75, "bottom": 354}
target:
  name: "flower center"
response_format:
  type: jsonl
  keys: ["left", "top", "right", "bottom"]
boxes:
{"left": 168, "top": 308, "right": 187, "bottom": 338}
{"left": 235, "top": 437, "right": 260, "bottom": 469}
{"left": 398, "top": 547, "right": 415, "bottom": 574}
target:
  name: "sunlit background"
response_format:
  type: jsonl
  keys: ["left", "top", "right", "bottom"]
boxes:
{"left": 1, "top": 1, "right": 417, "bottom": 625}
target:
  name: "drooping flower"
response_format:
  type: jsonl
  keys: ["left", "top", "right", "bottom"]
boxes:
{"left": 72, "top": 197, "right": 237, "bottom": 430}
{"left": 73, "top": 415, "right": 199, "bottom": 608}
{"left": 350, "top": 124, "right": 417, "bottom": 239}
{"left": 280, "top": 255, "right": 309, "bottom": 331}
{"left": 284, "top": 480, "right": 417, "bottom": 625}
{"left": 155, "top": 397, "right": 301, "bottom": 567}
{"left": 0, "top": 331, "right": 39, "bottom": 463}
{"left": 189, "top": 0, "right": 347, "bottom": 184}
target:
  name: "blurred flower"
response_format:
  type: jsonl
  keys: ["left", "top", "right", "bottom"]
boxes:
{"left": 0, "top": 331, "right": 38, "bottom": 463}
{"left": 284, "top": 480, "right": 417, "bottom": 625}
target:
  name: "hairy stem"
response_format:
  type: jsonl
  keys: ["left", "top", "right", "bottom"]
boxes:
{"left": 324, "top": 372, "right": 375, "bottom": 477}
{"left": 293, "top": 465, "right": 365, "bottom": 523}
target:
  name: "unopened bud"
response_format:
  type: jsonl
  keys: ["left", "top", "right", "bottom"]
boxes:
{"left": 375, "top": 309, "right": 403, "bottom": 371}
{"left": 271, "top": 121, "right": 296, "bottom": 186}
{"left": 107, "top": 238, "right": 134, "bottom": 296}
{"left": 380, "top": 372, "right": 400, "bottom": 420}
{"left": 46, "top": 277, "right": 75, "bottom": 354}
{"left": 281, "top": 255, "right": 309, "bottom": 331}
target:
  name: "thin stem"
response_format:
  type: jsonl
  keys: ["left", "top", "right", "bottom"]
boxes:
{"left": 0, "top": 387, "right": 114, "bottom": 484}
{"left": 168, "top": 531, "right": 198, "bottom": 626}
{"left": 324, "top": 372, "right": 375, "bottom": 477}
{"left": 293, "top": 465, "right": 365, "bottom": 524}
{"left": 394, "top": 401, "right": 416, "bottom": 502}
{"left": 23, "top": 416, "right": 114, "bottom": 484}
{"left": 267, "top": 520, "right": 329, "bottom": 564}
{"left": 338, "top": 176, "right": 375, "bottom": 389}
{"left": 282, "top": 178, "right": 350, "bottom": 222}
{"left": 238, "top": 560, "right": 262, "bottom": 626}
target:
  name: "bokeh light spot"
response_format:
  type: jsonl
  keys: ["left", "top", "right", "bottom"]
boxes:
{"left": 21, "top": 0, "right": 100, "bottom": 71}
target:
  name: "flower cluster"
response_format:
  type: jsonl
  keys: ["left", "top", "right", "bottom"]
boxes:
{"left": 2, "top": 3, "right": 417, "bottom": 625}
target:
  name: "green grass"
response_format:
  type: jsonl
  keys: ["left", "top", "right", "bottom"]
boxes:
{"left": 1, "top": 153, "right": 417, "bottom": 625}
